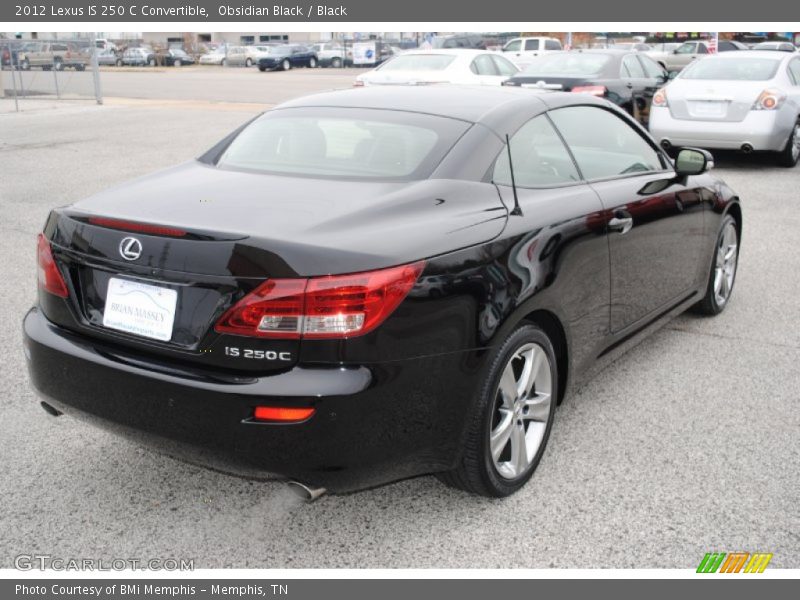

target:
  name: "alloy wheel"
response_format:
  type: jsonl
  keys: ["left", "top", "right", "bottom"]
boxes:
{"left": 490, "top": 343, "right": 553, "bottom": 480}
{"left": 791, "top": 123, "right": 800, "bottom": 163}
{"left": 713, "top": 221, "right": 738, "bottom": 307}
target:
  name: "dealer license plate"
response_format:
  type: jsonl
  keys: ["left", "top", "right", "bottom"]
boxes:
{"left": 102, "top": 277, "right": 177, "bottom": 341}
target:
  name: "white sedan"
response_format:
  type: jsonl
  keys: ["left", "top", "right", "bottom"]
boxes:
{"left": 354, "top": 49, "right": 519, "bottom": 87}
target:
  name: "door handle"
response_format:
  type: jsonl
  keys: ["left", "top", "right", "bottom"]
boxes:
{"left": 608, "top": 216, "right": 633, "bottom": 234}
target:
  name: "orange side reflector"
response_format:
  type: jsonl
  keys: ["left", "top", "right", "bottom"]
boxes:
{"left": 254, "top": 406, "right": 315, "bottom": 422}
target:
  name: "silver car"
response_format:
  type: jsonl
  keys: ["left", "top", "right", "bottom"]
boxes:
{"left": 649, "top": 51, "right": 800, "bottom": 166}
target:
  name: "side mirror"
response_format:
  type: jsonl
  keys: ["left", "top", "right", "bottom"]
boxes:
{"left": 675, "top": 147, "right": 714, "bottom": 176}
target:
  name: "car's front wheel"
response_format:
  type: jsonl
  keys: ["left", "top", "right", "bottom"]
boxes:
{"left": 776, "top": 120, "right": 800, "bottom": 168}
{"left": 245, "top": 58, "right": 252, "bottom": 67}
{"left": 331, "top": 57, "right": 342, "bottom": 68}
{"left": 438, "top": 323, "right": 557, "bottom": 497}
{"left": 695, "top": 215, "right": 739, "bottom": 315}
{"left": 308, "top": 57, "right": 317, "bottom": 68}
{"left": 282, "top": 59, "right": 291, "bottom": 71}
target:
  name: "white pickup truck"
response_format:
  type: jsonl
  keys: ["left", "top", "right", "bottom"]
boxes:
{"left": 501, "top": 37, "right": 563, "bottom": 70}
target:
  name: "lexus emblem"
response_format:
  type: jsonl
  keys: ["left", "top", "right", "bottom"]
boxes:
{"left": 119, "top": 237, "right": 143, "bottom": 261}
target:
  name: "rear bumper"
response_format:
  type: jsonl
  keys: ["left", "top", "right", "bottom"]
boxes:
{"left": 649, "top": 107, "right": 792, "bottom": 152}
{"left": 23, "top": 307, "right": 481, "bottom": 492}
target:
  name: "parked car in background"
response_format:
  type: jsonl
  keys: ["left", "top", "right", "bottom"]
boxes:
{"left": 257, "top": 45, "right": 318, "bottom": 71}
{"left": 354, "top": 49, "right": 519, "bottom": 87}
{"left": 753, "top": 41, "right": 797, "bottom": 53}
{"left": 660, "top": 40, "right": 747, "bottom": 72}
{"left": 1, "top": 42, "right": 39, "bottom": 69}
{"left": 432, "top": 33, "right": 493, "bottom": 50}
{"left": 312, "top": 42, "right": 350, "bottom": 68}
{"left": 199, "top": 49, "right": 227, "bottom": 65}
{"left": 17, "top": 42, "right": 89, "bottom": 71}
{"left": 650, "top": 51, "right": 800, "bottom": 166}
{"left": 95, "top": 39, "right": 118, "bottom": 52}
{"left": 160, "top": 48, "right": 195, "bottom": 67}
{"left": 501, "top": 37, "right": 563, "bottom": 70}
{"left": 502, "top": 50, "right": 668, "bottom": 125}
{"left": 645, "top": 43, "right": 682, "bottom": 68}
{"left": 121, "top": 47, "right": 156, "bottom": 67}
{"left": 96, "top": 48, "right": 122, "bottom": 67}
{"left": 612, "top": 42, "right": 652, "bottom": 52}
{"left": 224, "top": 45, "right": 271, "bottom": 67}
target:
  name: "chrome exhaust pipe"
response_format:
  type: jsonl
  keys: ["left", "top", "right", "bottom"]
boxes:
{"left": 741, "top": 143, "right": 754, "bottom": 154}
{"left": 40, "top": 401, "right": 62, "bottom": 417}
{"left": 287, "top": 481, "right": 327, "bottom": 502}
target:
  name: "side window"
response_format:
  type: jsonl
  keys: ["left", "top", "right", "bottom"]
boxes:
{"left": 788, "top": 59, "right": 800, "bottom": 85}
{"left": 676, "top": 42, "right": 695, "bottom": 54}
{"left": 470, "top": 54, "right": 498, "bottom": 76}
{"left": 504, "top": 40, "right": 521, "bottom": 52}
{"left": 493, "top": 115, "right": 580, "bottom": 187}
{"left": 697, "top": 43, "right": 709, "bottom": 54}
{"left": 492, "top": 55, "right": 518, "bottom": 76}
{"left": 639, "top": 55, "right": 667, "bottom": 79}
{"left": 545, "top": 39, "right": 562, "bottom": 50}
{"left": 622, "top": 55, "right": 646, "bottom": 78}
{"left": 549, "top": 106, "right": 664, "bottom": 180}
{"left": 524, "top": 39, "right": 540, "bottom": 51}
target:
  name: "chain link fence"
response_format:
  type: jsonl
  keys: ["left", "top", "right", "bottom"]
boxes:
{"left": 1, "top": 35, "right": 102, "bottom": 111}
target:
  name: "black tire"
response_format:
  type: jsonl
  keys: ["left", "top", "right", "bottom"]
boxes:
{"left": 115, "top": 59, "right": 122, "bottom": 67}
{"left": 331, "top": 57, "right": 342, "bottom": 68}
{"left": 258, "top": 65, "right": 267, "bottom": 72}
{"left": 20, "top": 59, "right": 30, "bottom": 70}
{"left": 53, "top": 59, "right": 63, "bottom": 71}
{"left": 776, "top": 120, "right": 799, "bottom": 168}
{"left": 75, "top": 64, "right": 86, "bottom": 71}
{"left": 694, "top": 215, "right": 739, "bottom": 316}
{"left": 245, "top": 58, "right": 252, "bottom": 67}
{"left": 148, "top": 58, "right": 156, "bottom": 67}
{"left": 173, "top": 59, "right": 182, "bottom": 67}
{"left": 221, "top": 58, "right": 227, "bottom": 67}
{"left": 437, "top": 323, "right": 558, "bottom": 497}
{"left": 282, "top": 59, "right": 291, "bottom": 71}
{"left": 308, "top": 57, "right": 317, "bottom": 68}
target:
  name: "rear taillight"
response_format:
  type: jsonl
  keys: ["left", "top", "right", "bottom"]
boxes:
{"left": 652, "top": 87, "right": 668, "bottom": 107}
{"left": 37, "top": 233, "right": 68, "bottom": 298}
{"left": 88, "top": 216, "right": 186, "bottom": 237}
{"left": 215, "top": 261, "right": 425, "bottom": 339}
{"left": 752, "top": 88, "right": 786, "bottom": 111}
{"left": 571, "top": 85, "right": 606, "bottom": 97}
{"left": 254, "top": 406, "right": 315, "bottom": 423}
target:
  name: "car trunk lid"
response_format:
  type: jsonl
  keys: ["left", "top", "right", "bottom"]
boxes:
{"left": 666, "top": 79, "right": 764, "bottom": 122}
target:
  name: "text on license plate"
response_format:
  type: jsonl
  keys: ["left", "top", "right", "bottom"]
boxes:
{"left": 102, "top": 277, "right": 178, "bottom": 341}
{"left": 690, "top": 101, "right": 725, "bottom": 117}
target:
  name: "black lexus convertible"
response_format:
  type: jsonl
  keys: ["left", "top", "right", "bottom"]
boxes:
{"left": 24, "top": 86, "right": 741, "bottom": 497}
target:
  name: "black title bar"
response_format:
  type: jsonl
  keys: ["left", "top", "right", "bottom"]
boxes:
{"left": 2, "top": 0, "right": 798, "bottom": 22}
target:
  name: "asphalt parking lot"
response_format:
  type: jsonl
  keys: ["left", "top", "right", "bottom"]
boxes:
{"left": 1, "top": 70, "right": 799, "bottom": 569}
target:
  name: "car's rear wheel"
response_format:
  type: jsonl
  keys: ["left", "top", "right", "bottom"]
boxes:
{"left": 245, "top": 58, "right": 252, "bottom": 67}
{"left": 776, "top": 120, "right": 800, "bottom": 168}
{"left": 173, "top": 59, "right": 182, "bottom": 67}
{"left": 148, "top": 58, "right": 156, "bottom": 67}
{"left": 282, "top": 59, "right": 291, "bottom": 71}
{"left": 437, "top": 323, "right": 557, "bottom": 497}
{"left": 695, "top": 215, "right": 739, "bottom": 315}
{"left": 258, "top": 65, "right": 267, "bottom": 72}
{"left": 115, "top": 58, "right": 122, "bottom": 67}
{"left": 308, "top": 57, "right": 317, "bottom": 68}
{"left": 331, "top": 57, "right": 342, "bottom": 68}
